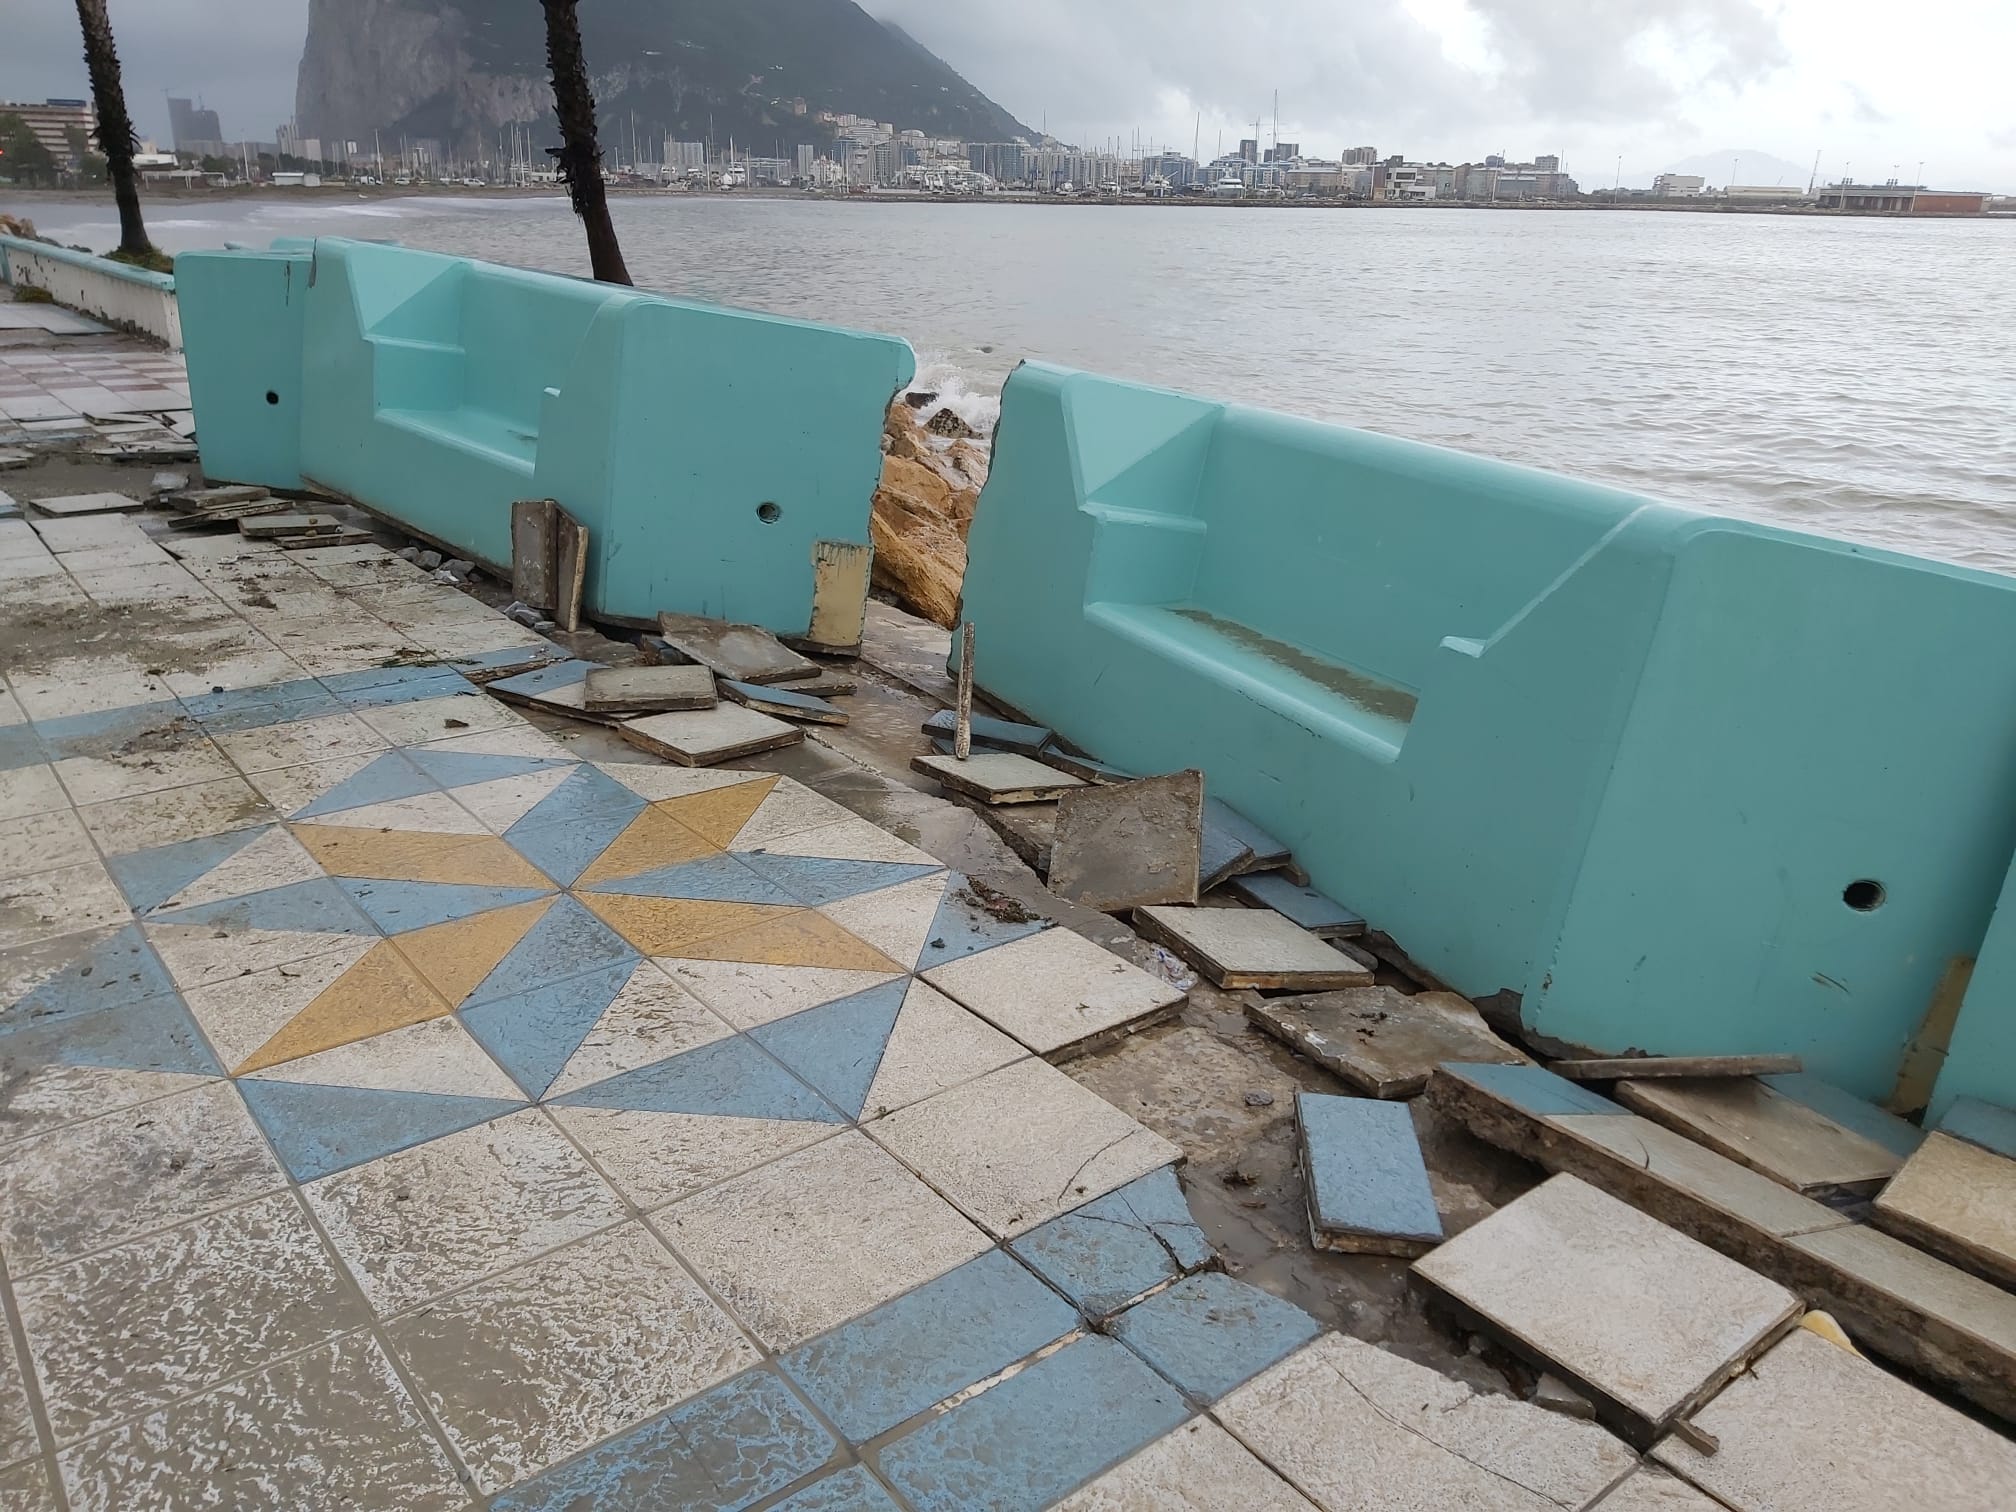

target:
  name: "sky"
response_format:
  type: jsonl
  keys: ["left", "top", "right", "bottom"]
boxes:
{"left": 0, "top": 0, "right": 2009, "bottom": 192}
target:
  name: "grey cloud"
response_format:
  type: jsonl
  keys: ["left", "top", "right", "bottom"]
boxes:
{"left": 1846, "top": 84, "right": 1891, "bottom": 126}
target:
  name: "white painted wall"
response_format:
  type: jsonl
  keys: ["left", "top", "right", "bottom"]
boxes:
{"left": 0, "top": 237, "right": 182, "bottom": 351}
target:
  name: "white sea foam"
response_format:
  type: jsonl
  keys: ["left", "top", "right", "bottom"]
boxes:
{"left": 907, "top": 351, "right": 1002, "bottom": 436}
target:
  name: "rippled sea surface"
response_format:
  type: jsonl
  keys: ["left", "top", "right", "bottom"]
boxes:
{"left": 15, "top": 192, "right": 2015, "bottom": 569}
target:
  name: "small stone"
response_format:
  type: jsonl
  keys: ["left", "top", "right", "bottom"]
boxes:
{"left": 416, "top": 549, "right": 442, "bottom": 570}
{"left": 442, "top": 558, "right": 474, "bottom": 577}
{"left": 505, "top": 603, "right": 542, "bottom": 628}
{"left": 1245, "top": 1091, "right": 1276, "bottom": 1108}
{"left": 1532, "top": 1372, "right": 1597, "bottom": 1420}
{"left": 396, "top": 546, "right": 420, "bottom": 562}
{"left": 150, "top": 471, "right": 189, "bottom": 493}
{"left": 533, "top": 619, "right": 557, "bottom": 633}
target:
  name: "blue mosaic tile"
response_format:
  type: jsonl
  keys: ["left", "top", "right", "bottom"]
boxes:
{"left": 180, "top": 680, "right": 342, "bottom": 732}
{"left": 147, "top": 876, "right": 378, "bottom": 937}
{"left": 492, "top": 1367, "right": 836, "bottom": 1512}
{"left": 321, "top": 665, "right": 473, "bottom": 708}
{"left": 0, "top": 993, "right": 218, "bottom": 1077}
{"left": 461, "top": 896, "right": 637, "bottom": 1007}
{"left": 921, "top": 709, "right": 1053, "bottom": 756}
{"left": 0, "top": 924, "right": 176, "bottom": 1033}
{"left": 1296, "top": 1092, "right": 1443, "bottom": 1253}
{"left": 1936, "top": 1096, "right": 2016, "bottom": 1161}
{"left": 461, "top": 959, "right": 638, "bottom": 1100}
{"left": 31, "top": 700, "right": 188, "bottom": 759}
{"left": 914, "top": 873, "right": 1050, "bottom": 972}
{"left": 291, "top": 752, "right": 438, "bottom": 819}
{"left": 0, "top": 722, "right": 44, "bottom": 772}
{"left": 769, "top": 1466, "right": 902, "bottom": 1512}
{"left": 737, "top": 855, "right": 942, "bottom": 908}
{"left": 751, "top": 980, "right": 907, "bottom": 1120}
{"left": 876, "top": 1335, "right": 1186, "bottom": 1512}
{"left": 488, "top": 659, "right": 593, "bottom": 699}
{"left": 1108, "top": 1273, "right": 1321, "bottom": 1404}
{"left": 1765, "top": 1072, "right": 1928, "bottom": 1159}
{"left": 105, "top": 826, "right": 271, "bottom": 914}
{"left": 1203, "top": 798, "right": 1289, "bottom": 867}
{"left": 402, "top": 748, "right": 572, "bottom": 788}
{"left": 1010, "top": 1166, "right": 1211, "bottom": 1318}
{"left": 553, "top": 1033, "right": 847, "bottom": 1122}
{"left": 239, "top": 1080, "right": 526, "bottom": 1182}
{"left": 448, "top": 642, "right": 567, "bottom": 675}
{"left": 506, "top": 769, "right": 650, "bottom": 886}
{"left": 780, "top": 1248, "right": 1077, "bottom": 1444}
{"left": 1443, "top": 1060, "right": 1624, "bottom": 1118}
{"left": 338, "top": 878, "right": 555, "bottom": 934}
{"left": 584, "top": 854, "right": 798, "bottom": 905}
{"left": 1227, "top": 870, "right": 1363, "bottom": 934}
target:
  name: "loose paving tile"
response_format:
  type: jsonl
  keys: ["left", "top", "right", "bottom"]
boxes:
{"left": 1250, "top": 984, "right": 1528, "bottom": 1098}
{"left": 1617, "top": 1076, "right": 1908, "bottom": 1195}
{"left": 1134, "top": 904, "right": 1374, "bottom": 989}
{"left": 1412, "top": 1174, "right": 1802, "bottom": 1443}
{"left": 1048, "top": 770, "right": 1204, "bottom": 911}
{"left": 877, "top": 1334, "right": 1187, "bottom": 1512}
{"left": 1110, "top": 1272, "right": 1322, "bottom": 1402}
{"left": 25, "top": 492, "right": 147, "bottom": 517}
{"left": 869, "top": 1058, "right": 1184, "bottom": 1238}
{"left": 490, "top": 1366, "right": 836, "bottom": 1512}
{"left": 14, "top": 1190, "right": 362, "bottom": 1445}
{"left": 305, "top": 1107, "right": 626, "bottom": 1314}
{"left": 1216, "top": 1331, "right": 1639, "bottom": 1512}
{"left": 779, "top": 1246, "right": 1079, "bottom": 1443}
{"left": 621, "top": 704, "right": 806, "bottom": 766}
{"left": 1556, "top": 1053, "right": 1804, "bottom": 1081}
{"left": 1296, "top": 1092, "right": 1444, "bottom": 1255}
{"left": 921, "top": 707, "right": 1054, "bottom": 755}
{"left": 720, "top": 679, "right": 850, "bottom": 725}
{"left": 654, "top": 611, "right": 820, "bottom": 685}
{"left": 1225, "top": 869, "right": 1364, "bottom": 934}
{"left": 659, "top": 1129, "right": 989, "bottom": 1349}
{"left": 1652, "top": 1327, "right": 2016, "bottom": 1512}
{"left": 911, "top": 749, "right": 1085, "bottom": 804}
{"left": 921, "top": 926, "right": 1186, "bottom": 1059}
{"left": 0, "top": 1081, "right": 285, "bottom": 1277}
{"left": 1870, "top": 1131, "right": 2016, "bottom": 1288}
{"left": 55, "top": 1333, "right": 468, "bottom": 1512}
{"left": 1053, "top": 1417, "right": 1317, "bottom": 1511}
{"left": 585, "top": 663, "right": 719, "bottom": 713}
{"left": 1010, "top": 1165, "right": 1212, "bottom": 1317}
{"left": 1934, "top": 1094, "right": 2016, "bottom": 1160}
{"left": 386, "top": 1222, "right": 758, "bottom": 1493}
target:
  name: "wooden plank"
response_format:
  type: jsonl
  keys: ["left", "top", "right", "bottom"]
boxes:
{"left": 511, "top": 498, "right": 558, "bottom": 608}
{"left": 619, "top": 705, "right": 804, "bottom": 767}
{"left": 655, "top": 611, "right": 819, "bottom": 685}
{"left": 797, "top": 539, "right": 873, "bottom": 654}
{"left": 910, "top": 751, "right": 1084, "bottom": 805}
{"left": 1134, "top": 904, "right": 1372, "bottom": 991}
{"left": 1048, "top": 771, "right": 1204, "bottom": 913}
{"left": 1554, "top": 1055, "right": 1803, "bottom": 1082}
{"left": 553, "top": 511, "right": 588, "bottom": 633}
{"left": 169, "top": 499, "right": 290, "bottom": 529}
{"left": 583, "top": 664, "right": 718, "bottom": 714}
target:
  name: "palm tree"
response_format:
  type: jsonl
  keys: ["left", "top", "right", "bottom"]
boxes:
{"left": 72, "top": 0, "right": 160, "bottom": 267}
{"left": 540, "top": 0, "right": 631, "bottom": 285}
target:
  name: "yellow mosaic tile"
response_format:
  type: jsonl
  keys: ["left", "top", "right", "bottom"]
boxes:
{"left": 656, "top": 776, "right": 780, "bottom": 848}
{"left": 290, "top": 825, "right": 553, "bottom": 888}
{"left": 669, "top": 910, "right": 905, "bottom": 973}
{"left": 572, "top": 808, "right": 719, "bottom": 888}
{"left": 577, "top": 895, "right": 798, "bottom": 958}
{"left": 234, "top": 940, "right": 454, "bottom": 1075}
{"left": 391, "top": 897, "right": 555, "bottom": 1005}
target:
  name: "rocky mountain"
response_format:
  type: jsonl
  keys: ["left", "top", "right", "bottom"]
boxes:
{"left": 295, "top": 0, "right": 1034, "bottom": 159}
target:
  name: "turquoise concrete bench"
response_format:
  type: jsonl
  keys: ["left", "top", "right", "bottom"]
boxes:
{"left": 176, "top": 239, "right": 914, "bottom": 636}
{"left": 964, "top": 363, "right": 2016, "bottom": 1103}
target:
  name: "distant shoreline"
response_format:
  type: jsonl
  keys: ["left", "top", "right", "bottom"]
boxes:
{"left": 6, "top": 183, "right": 2008, "bottom": 221}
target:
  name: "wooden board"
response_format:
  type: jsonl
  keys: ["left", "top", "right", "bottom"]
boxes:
{"left": 169, "top": 499, "right": 290, "bottom": 529}
{"left": 655, "top": 611, "right": 819, "bottom": 685}
{"left": 1554, "top": 1054, "right": 1803, "bottom": 1082}
{"left": 1133, "top": 904, "right": 1373, "bottom": 991}
{"left": 553, "top": 512, "right": 588, "bottom": 632}
{"left": 511, "top": 498, "right": 558, "bottom": 608}
{"left": 1048, "top": 771, "right": 1204, "bottom": 913}
{"left": 619, "top": 705, "right": 804, "bottom": 766}
{"left": 798, "top": 539, "right": 873, "bottom": 655}
{"left": 911, "top": 751, "right": 1084, "bottom": 805}
{"left": 583, "top": 664, "right": 718, "bottom": 714}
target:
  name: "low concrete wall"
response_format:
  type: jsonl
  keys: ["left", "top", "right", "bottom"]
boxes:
{"left": 0, "top": 235, "right": 182, "bottom": 349}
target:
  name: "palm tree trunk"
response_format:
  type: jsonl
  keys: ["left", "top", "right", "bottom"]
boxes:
{"left": 73, "top": 0, "right": 155, "bottom": 262}
{"left": 541, "top": 0, "right": 632, "bottom": 286}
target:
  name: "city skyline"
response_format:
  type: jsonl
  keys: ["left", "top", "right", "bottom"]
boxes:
{"left": 0, "top": 0, "right": 2009, "bottom": 194}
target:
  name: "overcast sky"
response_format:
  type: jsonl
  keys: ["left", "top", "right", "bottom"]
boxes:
{"left": 1, "top": 0, "right": 2009, "bottom": 191}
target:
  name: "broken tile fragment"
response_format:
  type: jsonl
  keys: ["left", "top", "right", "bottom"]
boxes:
{"left": 619, "top": 705, "right": 804, "bottom": 766}
{"left": 1134, "top": 904, "right": 1373, "bottom": 990}
{"left": 921, "top": 707, "right": 1053, "bottom": 755}
{"left": 720, "top": 679, "right": 849, "bottom": 725}
{"left": 1617, "top": 1076, "right": 1907, "bottom": 1195}
{"left": 1225, "top": 869, "right": 1363, "bottom": 934}
{"left": 1249, "top": 985, "right": 1526, "bottom": 1098}
{"left": 1010, "top": 1165, "right": 1211, "bottom": 1317}
{"left": 910, "top": 750, "right": 1084, "bottom": 805}
{"left": 1296, "top": 1092, "right": 1443, "bottom": 1256}
{"left": 921, "top": 926, "right": 1185, "bottom": 1059}
{"left": 1412, "top": 1174, "right": 1801, "bottom": 1444}
{"left": 1935, "top": 1095, "right": 2016, "bottom": 1160}
{"left": 654, "top": 611, "right": 818, "bottom": 684}
{"left": 1110, "top": 1272, "right": 1321, "bottom": 1402}
{"left": 1870, "top": 1131, "right": 2016, "bottom": 1289}
{"left": 1048, "top": 770, "right": 1203, "bottom": 912}
{"left": 581, "top": 664, "right": 717, "bottom": 714}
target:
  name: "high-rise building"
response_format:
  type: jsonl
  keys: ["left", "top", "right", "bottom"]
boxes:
{"left": 1238, "top": 138, "right": 1259, "bottom": 163}
{"left": 1535, "top": 153, "right": 1560, "bottom": 173}
{"left": 666, "top": 140, "right": 706, "bottom": 171}
{"left": 967, "top": 142, "right": 1027, "bottom": 183}
{"left": 0, "top": 98, "right": 95, "bottom": 162}
{"left": 796, "top": 143, "right": 815, "bottom": 179}
{"left": 167, "top": 97, "right": 224, "bottom": 154}
{"left": 1264, "top": 142, "right": 1301, "bottom": 163}
{"left": 1342, "top": 145, "right": 1378, "bottom": 165}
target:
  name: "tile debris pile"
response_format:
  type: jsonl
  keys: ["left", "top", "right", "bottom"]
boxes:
{"left": 1, "top": 331, "right": 2013, "bottom": 1507}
